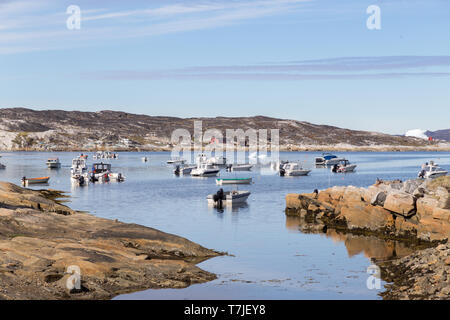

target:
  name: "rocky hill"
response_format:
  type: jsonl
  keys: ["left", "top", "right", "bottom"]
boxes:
{"left": 0, "top": 108, "right": 447, "bottom": 151}
{"left": 426, "top": 129, "right": 450, "bottom": 142}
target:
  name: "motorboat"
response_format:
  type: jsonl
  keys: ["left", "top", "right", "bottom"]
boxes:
{"left": 280, "top": 162, "right": 310, "bottom": 176}
{"left": 315, "top": 153, "right": 346, "bottom": 166}
{"left": 71, "top": 157, "right": 89, "bottom": 186}
{"left": 46, "top": 158, "right": 61, "bottom": 169}
{"left": 93, "top": 151, "right": 118, "bottom": 160}
{"left": 21, "top": 176, "right": 50, "bottom": 186}
{"left": 90, "top": 162, "right": 125, "bottom": 182}
{"left": 190, "top": 162, "right": 220, "bottom": 177}
{"left": 207, "top": 189, "right": 251, "bottom": 208}
{"left": 418, "top": 162, "right": 448, "bottom": 179}
{"left": 226, "top": 164, "right": 253, "bottom": 172}
{"left": 331, "top": 160, "right": 357, "bottom": 173}
{"left": 216, "top": 178, "right": 252, "bottom": 185}
{"left": 207, "top": 156, "right": 227, "bottom": 166}
{"left": 173, "top": 163, "right": 197, "bottom": 175}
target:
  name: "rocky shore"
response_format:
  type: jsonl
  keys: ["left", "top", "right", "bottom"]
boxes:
{"left": 286, "top": 176, "right": 450, "bottom": 299}
{"left": 0, "top": 182, "right": 221, "bottom": 300}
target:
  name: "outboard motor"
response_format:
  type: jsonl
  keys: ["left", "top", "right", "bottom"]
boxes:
{"left": 279, "top": 168, "right": 286, "bottom": 176}
{"left": 78, "top": 175, "right": 85, "bottom": 186}
{"left": 212, "top": 188, "right": 225, "bottom": 209}
{"left": 226, "top": 164, "right": 233, "bottom": 172}
{"left": 331, "top": 164, "right": 338, "bottom": 173}
{"left": 418, "top": 169, "right": 425, "bottom": 179}
{"left": 174, "top": 165, "right": 180, "bottom": 176}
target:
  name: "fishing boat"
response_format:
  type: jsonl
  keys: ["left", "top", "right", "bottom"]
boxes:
{"left": 21, "top": 176, "right": 50, "bottom": 185}
{"left": 46, "top": 158, "right": 61, "bottom": 169}
{"left": 331, "top": 160, "right": 357, "bottom": 173}
{"left": 90, "top": 162, "right": 125, "bottom": 183}
{"left": 173, "top": 163, "right": 197, "bottom": 175}
{"left": 216, "top": 178, "right": 252, "bottom": 185}
{"left": 227, "top": 164, "right": 253, "bottom": 171}
{"left": 418, "top": 162, "right": 448, "bottom": 179}
{"left": 190, "top": 162, "right": 220, "bottom": 177}
{"left": 280, "top": 162, "right": 310, "bottom": 176}
{"left": 207, "top": 189, "right": 251, "bottom": 208}
{"left": 71, "top": 157, "right": 89, "bottom": 186}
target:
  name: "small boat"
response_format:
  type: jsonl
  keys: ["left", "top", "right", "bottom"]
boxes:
{"left": 93, "top": 151, "right": 118, "bottom": 160}
{"left": 46, "top": 158, "right": 61, "bottom": 169}
{"left": 207, "top": 189, "right": 251, "bottom": 208}
{"left": 173, "top": 164, "right": 197, "bottom": 175}
{"left": 418, "top": 161, "right": 447, "bottom": 179}
{"left": 227, "top": 164, "right": 253, "bottom": 172}
{"left": 22, "top": 176, "right": 50, "bottom": 185}
{"left": 191, "top": 163, "right": 220, "bottom": 177}
{"left": 167, "top": 157, "right": 186, "bottom": 165}
{"left": 79, "top": 154, "right": 88, "bottom": 159}
{"left": 216, "top": 178, "right": 252, "bottom": 185}
{"left": 142, "top": 157, "right": 148, "bottom": 162}
{"left": 71, "top": 157, "right": 89, "bottom": 186}
{"left": 90, "top": 162, "right": 125, "bottom": 182}
{"left": 207, "top": 156, "right": 227, "bottom": 166}
{"left": 280, "top": 162, "right": 310, "bottom": 176}
{"left": 315, "top": 153, "right": 346, "bottom": 166}
{"left": 331, "top": 160, "right": 357, "bottom": 173}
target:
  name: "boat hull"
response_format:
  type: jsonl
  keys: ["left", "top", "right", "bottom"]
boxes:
{"left": 216, "top": 178, "right": 252, "bottom": 185}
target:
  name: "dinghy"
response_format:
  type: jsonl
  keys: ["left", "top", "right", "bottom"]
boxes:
{"left": 216, "top": 178, "right": 252, "bottom": 185}
{"left": 207, "top": 189, "right": 251, "bottom": 208}
{"left": 22, "top": 176, "right": 50, "bottom": 185}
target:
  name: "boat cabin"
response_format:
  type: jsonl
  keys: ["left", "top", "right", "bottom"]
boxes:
{"left": 92, "top": 163, "right": 111, "bottom": 173}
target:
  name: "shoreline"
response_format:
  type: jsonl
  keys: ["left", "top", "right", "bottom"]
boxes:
{"left": 0, "top": 182, "right": 221, "bottom": 300}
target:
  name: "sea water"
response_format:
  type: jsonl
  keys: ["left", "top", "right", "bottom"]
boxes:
{"left": 0, "top": 151, "right": 448, "bottom": 299}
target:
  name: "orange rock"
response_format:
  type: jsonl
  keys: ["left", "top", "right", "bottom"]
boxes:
{"left": 417, "top": 197, "right": 439, "bottom": 219}
{"left": 383, "top": 191, "right": 416, "bottom": 216}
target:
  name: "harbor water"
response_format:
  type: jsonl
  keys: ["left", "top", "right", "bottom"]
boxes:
{"left": 0, "top": 151, "right": 449, "bottom": 299}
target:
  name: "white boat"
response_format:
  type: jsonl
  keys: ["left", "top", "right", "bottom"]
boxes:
{"left": 315, "top": 153, "right": 340, "bottom": 166}
{"left": 90, "top": 162, "right": 125, "bottom": 182}
{"left": 190, "top": 162, "right": 220, "bottom": 177}
{"left": 280, "top": 162, "right": 310, "bottom": 176}
{"left": 331, "top": 160, "right": 357, "bottom": 173}
{"left": 173, "top": 164, "right": 197, "bottom": 175}
{"left": 227, "top": 164, "right": 253, "bottom": 171}
{"left": 46, "top": 158, "right": 61, "bottom": 169}
{"left": 71, "top": 157, "right": 89, "bottom": 186}
{"left": 207, "top": 189, "right": 251, "bottom": 207}
{"left": 418, "top": 162, "right": 448, "bottom": 179}
{"left": 216, "top": 178, "right": 252, "bottom": 185}
{"left": 167, "top": 157, "right": 186, "bottom": 165}
{"left": 93, "top": 151, "right": 118, "bottom": 160}
{"left": 207, "top": 156, "right": 227, "bottom": 166}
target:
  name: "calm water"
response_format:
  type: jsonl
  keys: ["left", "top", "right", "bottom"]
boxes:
{"left": 0, "top": 151, "right": 449, "bottom": 299}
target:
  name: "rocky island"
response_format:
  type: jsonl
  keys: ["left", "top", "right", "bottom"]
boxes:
{"left": 0, "top": 181, "right": 221, "bottom": 300}
{"left": 286, "top": 176, "right": 450, "bottom": 299}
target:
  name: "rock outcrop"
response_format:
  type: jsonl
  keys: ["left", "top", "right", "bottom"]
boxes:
{"left": 286, "top": 176, "right": 450, "bottom": 243}
{"left": 0, "top": 182, "right": 221, "bottom": 299}
{"left": 379, "top": 242, "right": 450, "bottom": 300}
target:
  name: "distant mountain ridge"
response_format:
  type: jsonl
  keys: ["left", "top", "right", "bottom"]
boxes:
{"left": 426, "top": 129, "right": 450, "bottom": 142}
{"left": 0, "top": 108, "right": 447, "bottom": 151}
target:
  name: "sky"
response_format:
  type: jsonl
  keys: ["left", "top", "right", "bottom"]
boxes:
{"left": 0, "top": 0, "right": 449, "bottom": 134}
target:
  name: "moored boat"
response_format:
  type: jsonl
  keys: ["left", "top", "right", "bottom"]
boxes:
{"left": 207, "top": 189, "right": 251, "bottom": 208}
{"left": 280, "top": 162, "right": 310, "bottom": 176}
{"left": 173, "top": 163, "right": 197, "bottom": 175}
{"left": 216, "top": 178, "right": 252, "bottom": 185}
{"left": 46, "top": 158, "right": 61, "bottom": 169}
{"left": 418, "top": 161, "right": 448, "bottom": 179}
{"left": 90, "top": 162, "right": 125, "bottom": 183}
{"left": 190, "top": 163, "right": 220, "bottom": 177}
{"left": 227, "top": 164, "right": 253, "bottom": 171}
{"left": 22, "top": 176, "right": 50, "bottom": 185}
{"left": 331, "top": 160, "right": 357, "bottom": 173}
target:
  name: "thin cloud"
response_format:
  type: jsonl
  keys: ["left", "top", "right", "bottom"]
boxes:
{"left": 84, "top": 56, "right": 450, "bottom": 81}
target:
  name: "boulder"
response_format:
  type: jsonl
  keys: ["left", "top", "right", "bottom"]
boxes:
{"left": 417, "top": 197, "right": 439, "bottom": 220}
{"left": 371, "top": 191, "right": 387, "bottom": 206}
{"left": 339, "top": 203, "right": 394, "bottom": 232}
{"left": 435, "top": 187, "right": 450, "bottom": 209}
{"left": 383, "top": 190, "right": 416, "bottom": 216}
{"left": 401, "top": 179, "right": 423, "bottom": 194}
{"left": 432, "top": 208, "right": 450, "bottom": 222}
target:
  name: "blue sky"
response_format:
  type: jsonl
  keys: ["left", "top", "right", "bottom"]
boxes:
{"left": 0, "top": 0, "right": 449, "bottom": 134}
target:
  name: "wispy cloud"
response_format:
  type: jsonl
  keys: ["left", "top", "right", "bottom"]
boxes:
{"left": 0, "top": 0, "right": 311, "bottom": 54}
{"left": 84, "top": 56, "right": 450, "bottom": 81}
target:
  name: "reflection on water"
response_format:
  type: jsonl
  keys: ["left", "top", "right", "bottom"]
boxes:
{"left": 286, "top": 217, "right": 415, "bottom": 260}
